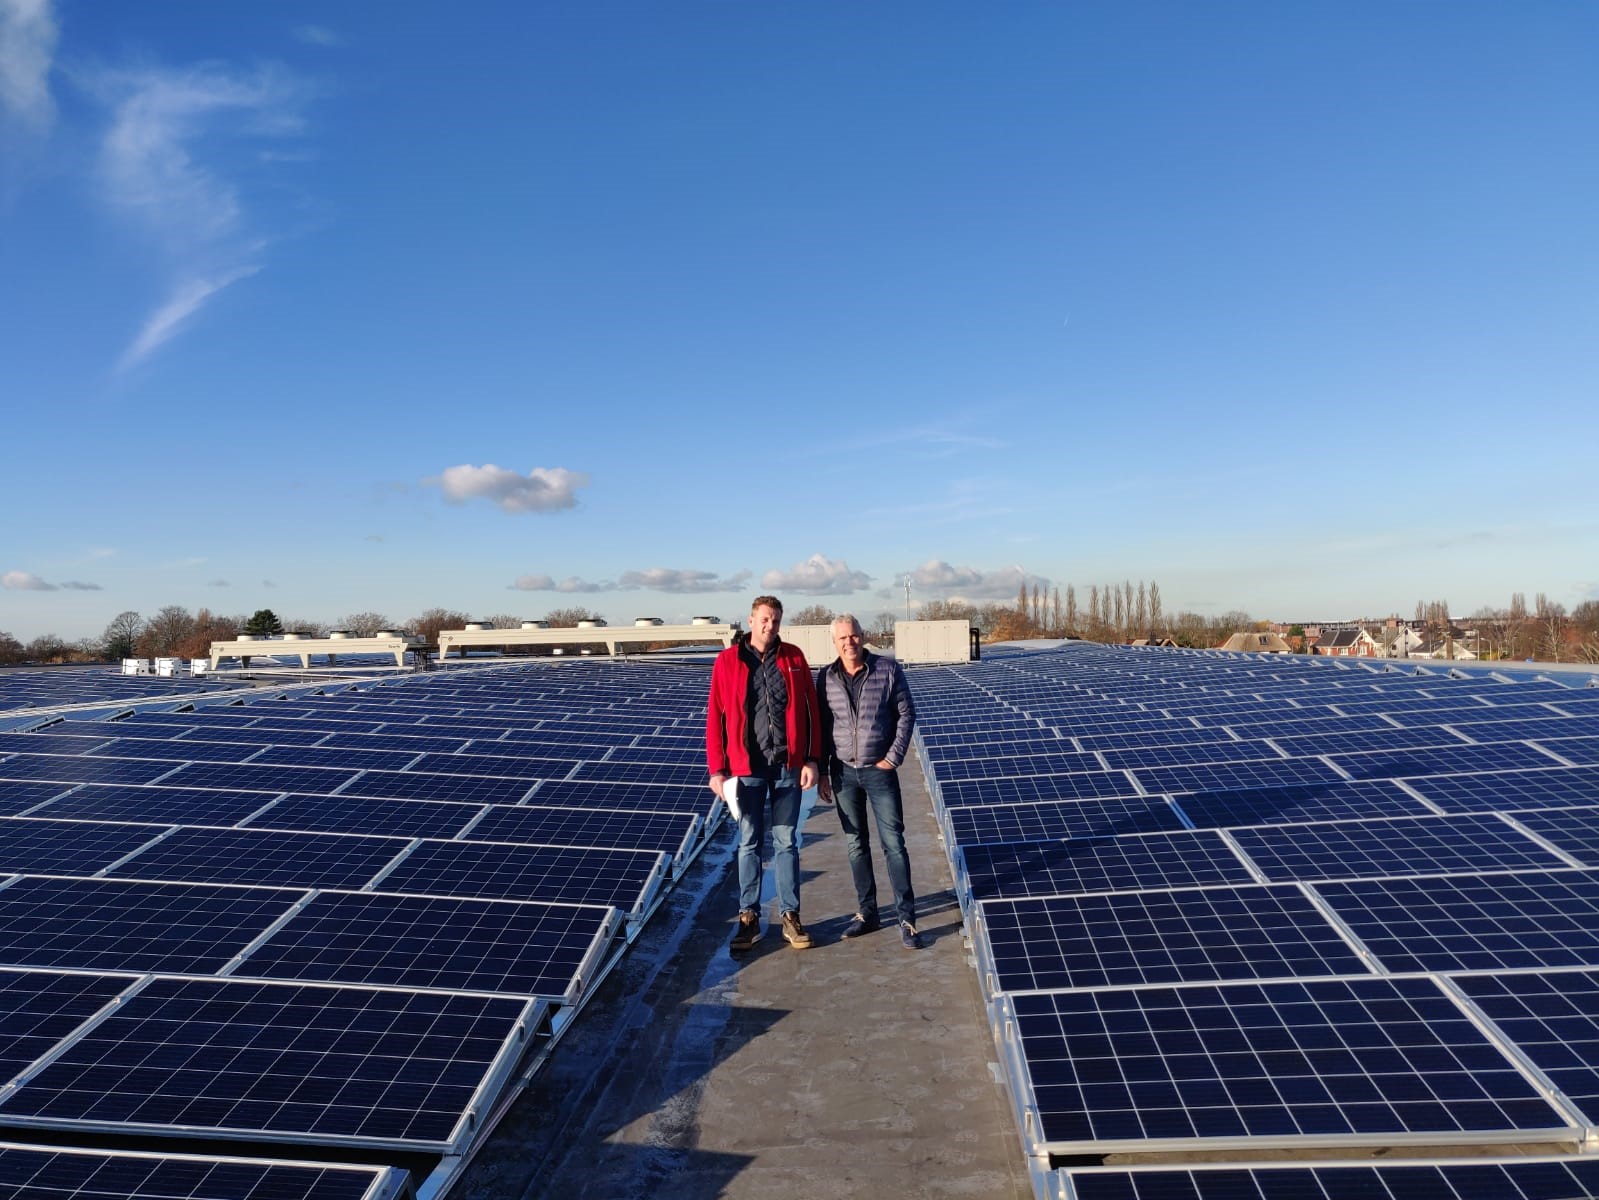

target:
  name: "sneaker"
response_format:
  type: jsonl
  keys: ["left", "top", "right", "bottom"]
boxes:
{"left": 841, "top": 913, "right": 879, "bottom": 939}
{"left": 899, "top": 922, "right": 923, "bottom": 950}
{"left": 729, "top": 909, "right": 761, "bottom": 954}
{"left": 781, "top": 910, "right": 813, "bottom": 949}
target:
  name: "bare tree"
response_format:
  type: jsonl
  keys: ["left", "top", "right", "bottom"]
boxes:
{"left": 0, "top": 632, "right": 22, "bottom": 665}
{"left": 1136, "top": 582, "right": 1148, "bottom": 633}
{"left": 102, "top": 610, "right": 144, "bottom": 660}
{"left": 409, "top": 608, "right": 473, "bottom": 642}
{"left": 1051, "top": 587, "right": 1062, "bottom": 636}
{"left": 542, "top": 606, "right": 602, "bottom": 628}
{"left": 1149, "top": 582, "right": 1162, "bottom": 631}
{"left": 1066, "top": 584, "right": 1078, "bottom": 633}
{"left": 338, "top": 611, "right": 393, "bottom": 636}
{"left": 25, "top": 634, "right": 68, "bottom": 663}
{"left": 138, "top": 606, "right": 197, "bottom": 657}
{"left": 790, "top": 603, "right": 835, "bottom": 627}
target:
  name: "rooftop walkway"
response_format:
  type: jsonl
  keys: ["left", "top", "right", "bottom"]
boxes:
{"left": 460, "top": 749, "right": 1033, "bottom": 1199}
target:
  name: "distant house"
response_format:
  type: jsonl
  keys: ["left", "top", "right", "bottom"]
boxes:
{"left": 1217, "top": 631, "right": 1293, "bottom": 654}
{"left": 1313, "top": 628, "right": 1379, "bottom": 657}
{"left": 1132, "top": 637, "right": 1179, "bottom": 648}
{"left": 1383, "top": 627, "right": 1424, "bottom": 657}
{"left": 1411, "top": 635, "right": 1478, "bottom": 661}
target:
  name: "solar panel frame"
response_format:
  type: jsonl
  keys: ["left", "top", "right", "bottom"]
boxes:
{"left": 0, "top": 974, "right": 540, "bottom": 1152}
{"left": 0, "top": 1142, "right": 411, "bottom": 1200}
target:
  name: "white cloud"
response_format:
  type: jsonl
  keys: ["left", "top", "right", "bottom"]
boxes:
{"left": 118, "top": 265, "right": 258, "bottom": 369}
{"left": 509, "top": 573, "right": 622, "bottom": 593}
{"left": 2, "top": 569, "right": 55, "bottom": 590}
{"left": 431, "top": 464, "right": 588, "bottom": 513}
{"left": 0, "top": 0, "right": 55, "bottom": 130}
{"left": 761, "top": 554, "right": 871, "bottom": 596}
{"left": 617, "top": 567, "right": 750, "bottom": 594}
{"left": 292, "top": 25, "right": 341, "bottom": 47}
{"left": 58, "top": 580, "right": 101, "bottom": 591}
{"left": 908, "top": 559, "right": 1050, "bottom": 602}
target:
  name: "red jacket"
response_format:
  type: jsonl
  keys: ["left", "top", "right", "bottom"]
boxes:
{"left": 706, "top": 637, "right": 822, "bottom": 778}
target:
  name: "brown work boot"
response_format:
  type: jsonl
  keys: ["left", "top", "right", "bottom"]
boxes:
{"left": 729, "top": 909, "right": 761, "bottom": 954}
{"left": 781, "top": 910, "right": 813, "bottom": 949}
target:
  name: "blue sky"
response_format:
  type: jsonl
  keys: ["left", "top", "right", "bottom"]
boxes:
{"left": 3, "top": 2, "right": 1597, "bottom": 642}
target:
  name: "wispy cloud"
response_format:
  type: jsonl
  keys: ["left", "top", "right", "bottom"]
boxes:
{"left": 860, "top": 477, "right": 1013, "bottom": 527}
{"left": 118, "top": 264, "right": 258, "bottom": 369}
{"left": 292, "top": 25, "right": 342, "bottom": 48}
{"left": 208, "top": 578, "right": 230, "bottom": 588}
{"left": 86, "top": 60, "right": 311, "bottom": 368}
{"left": 0, "top": 0, "right": 57, "bottom": 131}
{"left": 2, "top": 569, "right": 96, "bottom": 590}
{"left": 761, "top": 554, "right": 871, "bottom": 596}
{"left": 429, "top": 463, "right": 589, "bottom": 513}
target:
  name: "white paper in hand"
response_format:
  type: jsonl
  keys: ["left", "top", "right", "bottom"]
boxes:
{"left": 720, "top": 777, "right": 743, "bottom": 822}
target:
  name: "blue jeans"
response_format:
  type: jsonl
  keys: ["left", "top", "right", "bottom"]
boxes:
{"left": 735, "top": 767, "right": 801, "bottom": 915}
{"left": 832, "top": 762, "right": 914, "bottom": 925}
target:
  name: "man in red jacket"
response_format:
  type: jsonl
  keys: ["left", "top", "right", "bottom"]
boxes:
{"left": 706, "top": 595, "right": 822, "bottom": 953}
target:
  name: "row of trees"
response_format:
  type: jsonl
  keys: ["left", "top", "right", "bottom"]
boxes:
{"left": 0, "top": 605, "right": 625, "bottom": 667}
{"left": 1417, "top": 594, "right": 1599, "bottom": 663}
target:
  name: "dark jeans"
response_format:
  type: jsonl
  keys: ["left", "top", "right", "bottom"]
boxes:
{"left": 832, "top": 762, "right": 914, "bottom": 925}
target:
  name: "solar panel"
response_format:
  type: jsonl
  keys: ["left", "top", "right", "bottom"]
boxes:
{"left": 1055, "top": 1156, "right": 1599, "bottom": 1200}
{"left": 0, "top": 817, "right": 167, "bottom": 875}
{"left": 1171, "top": 780, "right": 1433, "bottom": 830}
{"left": 946, "top": 798, "right": 1186, "bottom": 847}
{"left": 0, "top": 975, "right": 534, "bottom": 1150}
{"left": 109, "top": 827, "right": 408, "bottom": 889}
{"left": 568, "top": 760, "right": 704, "bottom": 786}
{"left": 0, "top": 754, "right": 177, "bottom": 786}
{"left": 1507, "top": 806, "right": 1599, "bottom": 865}
{"left": 959, "top": 831, "right": 1256, "bottom": 901}
{"left": 1327, "top": 743, "right": 1565, "bottom": 780}
{"left": 0, "top": 781, "right": 71, "bottom": 815}
{"left": 1002, "top": 974, "right": 1571, "bottom": 1154}
{"left": 1131, "top": 758, "right": 1345, "bottom": 797}
{"left": 1315, "top": 869, "right": 1599, "bottom": 973}
{"left": 86, "top": 738, "right": 262, "bottom": 763}
{"left": 377, "top": 840, "right": 667, "bottom": 913}
{"left": 528, "top": 779, "right": 715, "bottom": 814}
{"left": 0, "top": 1143, "right": 410, "bottom": 1200}
{"left": 32, "top": 784, "right": 276, "bottom": 827}
{"left": 320, "top": 730, "right": 471, "bottom": 753}
{"left": 158, "top": 762, "right": 359, "bottom": 796}
{"left": 938, "top": 771, "right": 1142, "bottom": 808}
{"left": 342, "top": 769, "right": 534, "bottom": 805}
{"left": 248, "top": 745, "right": 424, "bottom": 772}
{"left": 1453, "top": 968, "right": 1599, "bottom": 1128}
{"left": 0, "top": 734, "right": 112, "bottom": 756}
{"left": 1267, "top": 727, "right": 1472, "bottom": 757}
{"left": 931, "top": 750, "right": 1110, "bottom": 782}
{"left": 240, "top": 891, "right": 616, "bottom": 999}
{"left": 411, "top": 751, "right": 577, "bottom": 781}
{"left": 0, "top": 876, "right": 298, "bottom": 974}
{"left": 1228, "top": 813, "right": 1569, "bottom": 882}
{"left": 980, "top": 884, "right": 1368, "bottom": 992}
{"left": 1534, "top": 735, "right": 1599, "bottom": 765}
{"left": 244, "top": 794, "right": 482, "bottom": 839}
{"left": 468, "top": 804, "right": 699, "bottom": 862}
{"left": 1403, "top": 765, "right": 1599, "bottom": 813}
{"left": 0, "top": 968, "right": 132, "bottom": 1079}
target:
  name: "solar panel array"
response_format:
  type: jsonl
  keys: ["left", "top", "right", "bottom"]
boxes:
{"left": 0, "top": 658, "right": 721, "bottom": 1197}
{"left": 914, "top": 644, "right": 1599, "bottom": 1195}
{"left": 0, "top": 666, "right": 245, "bottom": 718}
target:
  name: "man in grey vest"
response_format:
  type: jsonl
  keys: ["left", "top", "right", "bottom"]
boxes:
{"left": 815, "top": 614, "right": 921, "bottom": 949}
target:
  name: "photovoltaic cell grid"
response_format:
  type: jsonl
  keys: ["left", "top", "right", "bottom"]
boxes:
{"left": 0, "top": 975, "right": 532, "bottom": 1149}
{"left": 0, "top": 1143, "right": 407, "bottom": 1200}
{"left": 980, "top": 885, "right": 1369, "bottom": 992}
{"left": 1056, "top": 1157, "right": 1599, "bottom": 1200}
{"left": 1453, "top": 968, "right": 1599, "bottom": 1127}
{"left": 916, "top": 644, "right": 1599, "bottom": 1171}
{"left": 1004, "top": 974, "right": 1569, "bottom": 1152}
{"left": 960, "top": 830, "right": 1255, "bottom": 900}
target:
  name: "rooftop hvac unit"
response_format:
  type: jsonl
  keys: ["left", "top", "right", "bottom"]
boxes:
{"left": 691, "top": 616, "right": 718, "bottom": 625}
{"left": 634, "top": 617, "right": 664, "bottom": 627}
{"left": 521, "top": 621, "right": 549, "bottom": 629}
{"left": 282, "top": 633, "right": 304, "bottom": 641}
{"left": 236, "top": 634, "right": 257, "bottom": 642}
{"left": 576, "top": 619, "right": 607, "bottom": 628}
{"left": 464, "top": 623, "right": 488, "bottom": 631}
{"left": 374, "top": 630, "right": 396, "bottom": 638}
{"left": 328, "top": 631, "right": 350, "bottom": 640}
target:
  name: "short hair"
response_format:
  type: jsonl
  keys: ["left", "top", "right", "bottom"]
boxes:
{"left": 831, "top": 613, "right": 863, "bottom": 635}
{"left": 750, "top": 595, "right": 783, "bottom": 616}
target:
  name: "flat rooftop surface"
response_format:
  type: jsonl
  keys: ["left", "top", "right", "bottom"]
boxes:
{"left": 460, "top": 748, "right": 1033, "bottom": 1199}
